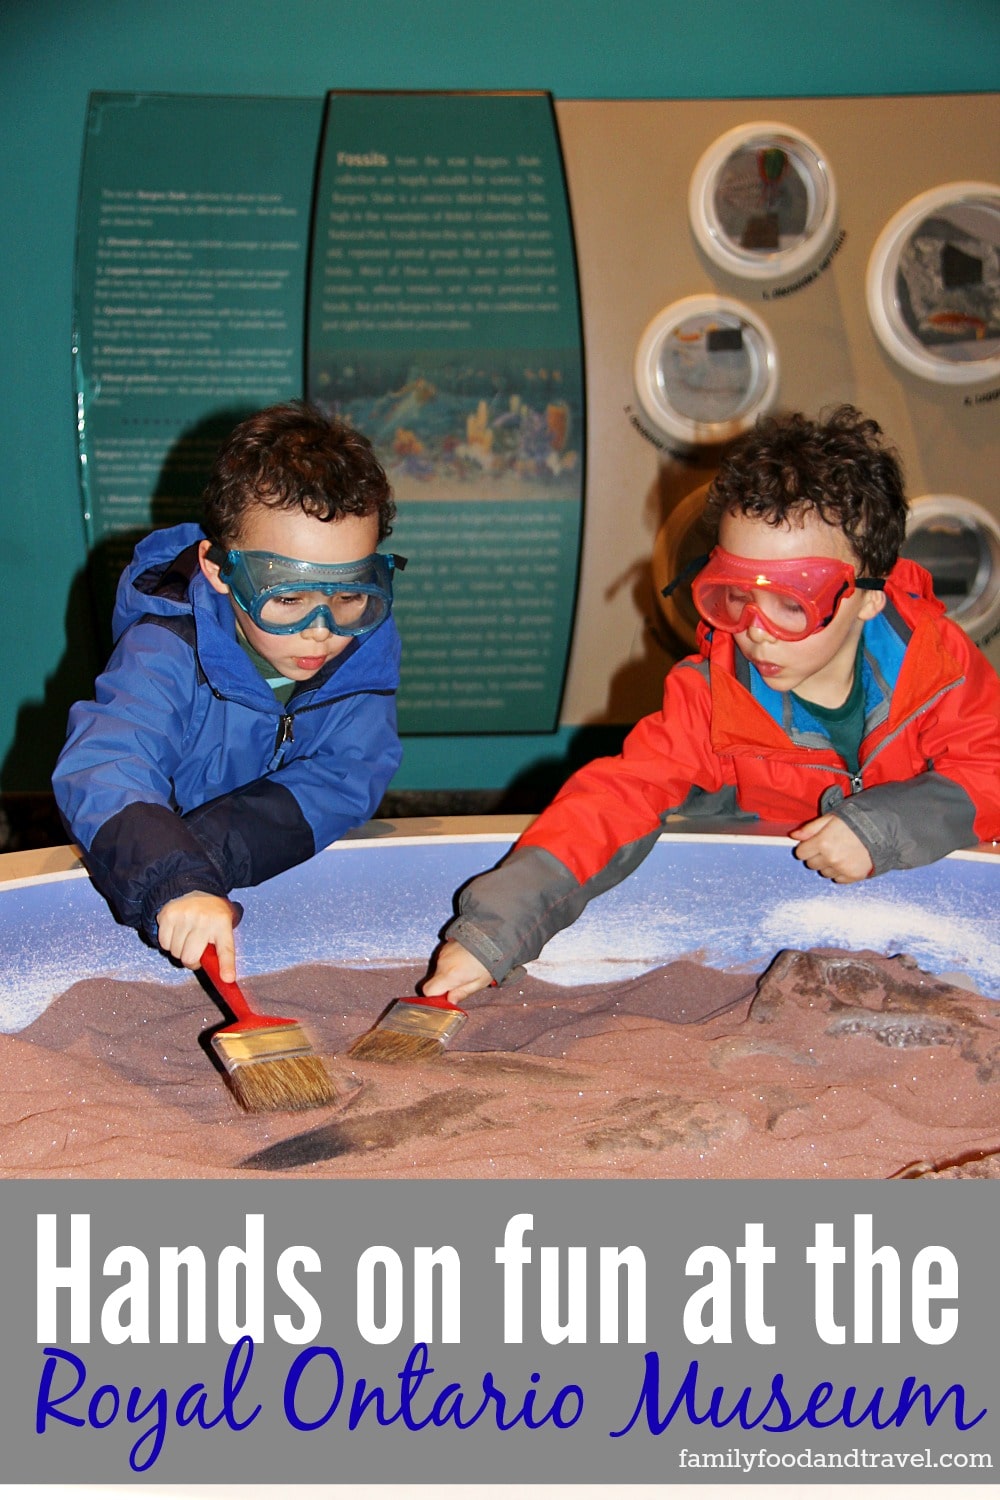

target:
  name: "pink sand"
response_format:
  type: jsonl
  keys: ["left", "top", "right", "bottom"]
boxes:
{"left": 1, "top": 948, "right": 998, "bottom": 1180}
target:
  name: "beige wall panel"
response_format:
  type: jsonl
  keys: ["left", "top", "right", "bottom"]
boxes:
{"left": 553, "top": 94, "right": 1000, "bottom": 724}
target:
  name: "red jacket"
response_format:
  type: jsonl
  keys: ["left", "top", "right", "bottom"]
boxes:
{"left": 448, "top": 560, "right": 1000, "bottom": 982}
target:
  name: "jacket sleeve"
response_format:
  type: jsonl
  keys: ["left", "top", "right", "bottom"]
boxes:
{"left": 831, "top": 627, "right": 1000, "bottom": 873}
{"left": 54, "top": 625, "right": 402, "bottom": 933}
{"left": 446, "top": 659, "right": 722, "bottom": 981}
{"left": 182, "top": 690, "right": 401, "bottom": 889}
{"left": 447, "top": 837, "right": 662, "bottom": 984}
{"left": 52, "top": 623, "right": 230, "bottom": 934}
{"left": 830, "top": 773, "right": 979, "bottom": 874}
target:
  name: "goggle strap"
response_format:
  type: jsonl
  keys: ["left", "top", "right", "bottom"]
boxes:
{"left": 813, "top": 573, "right": 884, "bottom": 631}
{"left": 661, "top": 553, "right": 710, "bottom": 599}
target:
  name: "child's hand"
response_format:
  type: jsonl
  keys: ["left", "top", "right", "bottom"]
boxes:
{"left": 789, "top": 814, "right": 874, "bottom": 883}
{"left": 422, "top": 940, "right": 494, "bottom": 1004}
{"left": 156, "top": 892, "right": 238, "bottom": 981}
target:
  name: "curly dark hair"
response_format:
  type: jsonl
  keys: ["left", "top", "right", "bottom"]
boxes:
{"left": 703, "top": 406, "right": 908, "bottom": 577}
{"left": 202, "top": 401, "right": 395, "bottom": 548}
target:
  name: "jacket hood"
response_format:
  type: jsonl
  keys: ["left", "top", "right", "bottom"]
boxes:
{"left": 112, "top": 523, "right": 207, "bottom": 639}
{"left": 884, "top": 556, "right": 945, "bottom": 614}
{"left": 110, "top": 522, "right": 401, "bottom": 706}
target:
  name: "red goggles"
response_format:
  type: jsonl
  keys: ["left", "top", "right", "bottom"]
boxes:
{"left": 690, "top": 547, "right": 885, "bottom": 641}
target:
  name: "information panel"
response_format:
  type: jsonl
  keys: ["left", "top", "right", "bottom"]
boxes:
{"left": 74, "top": 92, "right": 322, "bottom": 628}
{"left": 307, "top": 91, "right": 585, "bottom": 733}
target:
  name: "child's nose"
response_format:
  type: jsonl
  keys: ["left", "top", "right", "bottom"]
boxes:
{"left": 745, "top": 611, "right": 777, "bottom": 643}
{"left": 301, "top": 616, "right": 332, "bottom": 640}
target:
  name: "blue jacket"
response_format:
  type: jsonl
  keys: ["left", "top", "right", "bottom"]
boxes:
{"left": 53, "top": 523, "right": 402, "bottom": 936}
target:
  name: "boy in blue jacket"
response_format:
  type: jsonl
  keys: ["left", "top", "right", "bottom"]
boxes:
{"left": 53, "top": 401, "right": 404, "bottom": 984}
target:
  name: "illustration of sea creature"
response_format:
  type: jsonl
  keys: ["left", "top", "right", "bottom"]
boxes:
{"left": 546, "top": 401, "right": 570, "bottom": 452}
{"left": 373, "top": 376, "right": 438, "bottom": 441}
{"left": 393, "top": 427, "right": 425, "bottom": 456}
{"left": 391, "top": 426, "right": 434, "bottom": 479}
{"left": 455, "top": 399, "right": 498, "bottom": 472}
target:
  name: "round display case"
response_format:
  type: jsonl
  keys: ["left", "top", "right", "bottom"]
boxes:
{"left": 633, "top": 294, "right": 779, "bottom": 450}
{"left": 901, "top": 494, "right": 1000, "bottom": 647}
{"left": 866, "top": 182, "right": 1000, "bottom": 385}
{"left": 688, "top": 121, "right": 839, "bottom": 285}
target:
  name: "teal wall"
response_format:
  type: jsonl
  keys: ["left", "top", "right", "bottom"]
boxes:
{"left": 2, "top": 0, "right": 998, "bottom": 795}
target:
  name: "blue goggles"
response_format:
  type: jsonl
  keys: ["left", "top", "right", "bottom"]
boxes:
{"left": 209, "top": 546, "right": 405, "bottom": 637}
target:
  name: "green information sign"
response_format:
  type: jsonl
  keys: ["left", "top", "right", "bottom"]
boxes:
{"left": 74, "top": 92, "right": 322, "bottom": 630}
{"left": 306, "top": 91, "right": 585, "bottom": 734}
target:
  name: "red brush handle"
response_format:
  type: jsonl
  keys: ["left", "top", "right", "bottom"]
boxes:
{"left": 415, "top": 981, "right": 494, "bottom": 1014}
{"left": 413, "top": 992, "right": 467, "bottom": 1014}
{"left": 201, "top": 944, "right": 256, "bottom": 1023}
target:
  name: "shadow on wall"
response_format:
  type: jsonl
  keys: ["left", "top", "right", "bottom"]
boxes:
{"left": 474, "top": 452, "right": 729, "bottom": 811}
{"left": 0, "top": 409, "right": 252, "bottom": 824}
{"left": 1, "top": 559, "right": 104, "bottom": 826}
{"left": 389, "top": 448, "right": 735, "bottom": 815}
{"left": 1, "top": 420, "right": 734, "bottom": 842}
{"left": 597, "top": 447, "right": 721, "bottom": 722}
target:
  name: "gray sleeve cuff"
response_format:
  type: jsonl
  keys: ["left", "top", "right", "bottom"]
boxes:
{"left": 443, "top": 831, "right": 661, "bottom": 983}
{"left": 832, "top": 772, "right": 978, "bottom": 875}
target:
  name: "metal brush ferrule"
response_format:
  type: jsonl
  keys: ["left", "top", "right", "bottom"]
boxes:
{"left": 212, "top": 1025, "right": 311, "bottom": 1065}
{"left": 386, "top": 1003, "right": 468, "bottom": 1042}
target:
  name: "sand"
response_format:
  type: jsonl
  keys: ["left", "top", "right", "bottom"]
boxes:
{"left": 1, "top": 946, "right": 998, "bottom": 1181}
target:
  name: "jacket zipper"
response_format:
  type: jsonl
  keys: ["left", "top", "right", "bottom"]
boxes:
{"left": 746, "top": 673, "right": 966, "bottom": 796}
{"left": 858, "top": 677, "right": 964, "bottom": 769}
{"left": 841, "top": 673, "right": 966, "bottom": 794}
{"left": 271, "top": 688, "right": 395, "bottom": 759}
{"left": 274, "top": 696, "right": 345, "bottom": 756}
{"left": 274, "top": 713, "right": 295, "bottom": 754}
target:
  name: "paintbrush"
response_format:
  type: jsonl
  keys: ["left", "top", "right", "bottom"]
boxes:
{"left": 348, "top": 992, "right": 468, "bottom": 1063}
{"left": 200, "top": 944, "right": 338, "bottom": 1111}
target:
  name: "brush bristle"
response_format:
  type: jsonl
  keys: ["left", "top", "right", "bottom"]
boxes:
{"left": 348, "top": 1028, "right": 446, "bottom": 1062}
{"left": 347, "top": 997, "right": 467, "bottom": 1063}
{"left": 225, "top": 1053, "right": 339, "bottom": 1112}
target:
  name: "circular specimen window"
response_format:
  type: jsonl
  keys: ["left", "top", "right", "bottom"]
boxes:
{"left": 633, "top": 294, "right": 779, "bottom": 449}
{"left": 866, "top": 183, "right": 1000, "bottom": 385}
{"left": 901, "top": 495, "right": 1000, "bottom": 646}
{"left": 689, "top": 121, "right": 839, "bottom": 285}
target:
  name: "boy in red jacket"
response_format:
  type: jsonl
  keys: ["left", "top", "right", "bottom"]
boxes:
{"left": 424, "top": 405, "right": 1000, "bottom": 1002}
